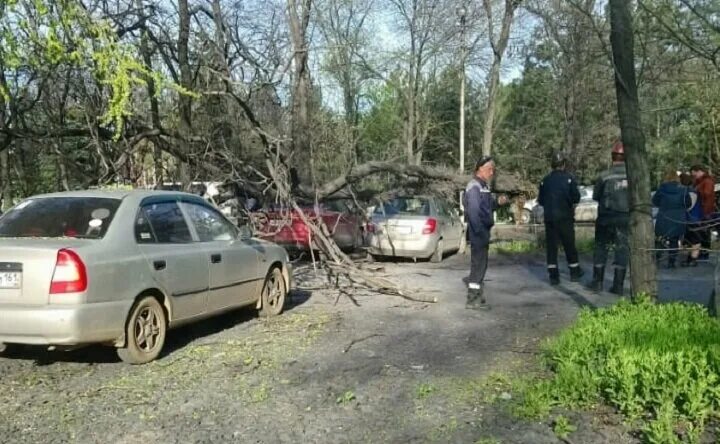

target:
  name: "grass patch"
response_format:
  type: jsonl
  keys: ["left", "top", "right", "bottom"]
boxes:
{"left": 518, "top": 297, "right": 720, "bottom": 443}
{"left": 576, "top": 237, "right": 595, "bottom": 254}
{"left": 336, "top": 390, "right": 356, "bottom": 405}
{"left": 490, "top": 240, "right": 538, "bottom": 254}
{"left": 416, "top": 382, "right": 436, "bottom": 399}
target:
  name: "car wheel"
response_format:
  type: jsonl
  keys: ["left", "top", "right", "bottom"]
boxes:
{"left": 0, "top": 343, "right": 18, "bottom": 357}
{"left": 259, "top": 267, "right": 286, "bottom": 318}
{"left": 430, "top": 239, "right": 444, "bottom": 263}
{"left": 520, "top": 209, "right": 532, "bottom": 224}
{"left": 117, "top": 296, "right": 167, "bottom": 365}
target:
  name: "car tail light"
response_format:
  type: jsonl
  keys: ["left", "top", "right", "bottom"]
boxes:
{"left": 50, "top": 249, "right": 88, "bottom": 294}
{"left": 366, "top": 223, "right": 376, "bottom": 233}
{"left": 422, "top": 218, "right": 437, "bottom": 235}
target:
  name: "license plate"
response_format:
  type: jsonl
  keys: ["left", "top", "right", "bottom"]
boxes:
{"left": 391, "top": 226, "right": 412, "bottom": 234}
{"left": 0, "top": 272, "right": 21, "bottom": 289}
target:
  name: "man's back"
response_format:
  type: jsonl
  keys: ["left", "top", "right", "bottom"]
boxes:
{"left": 538, "top": 170, "right": 580, "bottom": 222}
{"left": 594, "top": 163, "right": 629, "bottom": 217}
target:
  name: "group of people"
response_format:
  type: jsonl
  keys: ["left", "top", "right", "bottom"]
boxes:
{"left": 652, "top": 166, "right": 715, "bottom": 268}
{"left": 462, "top": 142, "right": 716, "bottom": 310}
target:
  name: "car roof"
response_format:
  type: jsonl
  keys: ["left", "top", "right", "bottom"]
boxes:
{"left": 27, "top": 189, "right": 199, "bottom": 200}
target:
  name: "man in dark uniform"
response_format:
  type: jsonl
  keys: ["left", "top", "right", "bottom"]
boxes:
{"left": 464, "top": 156, "right": 507, "bottom": 310}
{"left": 538, "top": 152, "right": 583, "bottom": 285}
{"left": 589, "top": 141, "right": 630, "bottom": 295}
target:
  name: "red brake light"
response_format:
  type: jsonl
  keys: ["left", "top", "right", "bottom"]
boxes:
{"left": 50, "top": 249, "right": 88, "bottom": 294}
{"left": 422, "top": 218, "right": 437, "bottom": 235}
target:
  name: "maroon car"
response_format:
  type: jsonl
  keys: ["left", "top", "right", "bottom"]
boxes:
{"left": 253, "top": 200, "right": 364, "bottom": 252}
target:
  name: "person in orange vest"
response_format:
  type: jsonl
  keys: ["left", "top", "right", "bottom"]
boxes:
{"left": 690, "top": 165, "right": 716, "bottom": 260}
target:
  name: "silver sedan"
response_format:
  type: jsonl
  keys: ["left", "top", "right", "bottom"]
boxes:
{"left": 366, "top": 196, "right": 465, "bottom": 262}
{"left": 0, "top": 190, "right": 292, "bottom": 364}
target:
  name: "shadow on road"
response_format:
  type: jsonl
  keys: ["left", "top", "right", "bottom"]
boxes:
{"left": 2, "top": 289, "right": 312, "bottom": 366}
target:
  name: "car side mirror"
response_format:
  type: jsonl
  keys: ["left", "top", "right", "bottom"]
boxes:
{"left": 238, "top": 225, "right": 253, "bottom": 240}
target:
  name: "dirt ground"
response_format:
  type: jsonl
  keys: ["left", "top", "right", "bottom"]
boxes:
{"left": 0, "top": 249, "right": 714, "bottom": 444}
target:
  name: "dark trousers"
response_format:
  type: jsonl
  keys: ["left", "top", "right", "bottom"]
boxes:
{"left": 700, "top": 222, "right": 712, "bottom": 255}
{"left": 593, "top": 218, "right": 630, "bottom": 268}
{"left": 545, "top": 219, "right": 580, "bottom": 268}
{"left": 655, "top": 236, "right": 680, "bottom": 265}
{"left": 469, "top": 243, "right": 489, "bottom": 285}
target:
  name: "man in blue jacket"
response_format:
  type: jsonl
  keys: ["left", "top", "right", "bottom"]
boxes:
{"left": 464, "top": 156, "right": 507, "bottom": 310}
{"left": 538, "top": 152, "right": 583, "bottom": 285}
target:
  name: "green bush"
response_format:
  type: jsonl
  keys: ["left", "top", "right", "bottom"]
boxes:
{"left": 522, "top": 298, "right": 720, "bottom": 443}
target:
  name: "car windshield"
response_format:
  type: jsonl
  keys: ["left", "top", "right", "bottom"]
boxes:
{"left": 375, "top": 197, "right": 430, "bottom": 216}
{"left": 0, "top": 197, "right": 121, "bottom": 239}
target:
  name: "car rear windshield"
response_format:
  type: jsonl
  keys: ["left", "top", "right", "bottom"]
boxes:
{"left": 0, "top": 197, "right": 121, "bottom": 239}
{"left": 375, "top": 198, "right": 430, "bottom": 216}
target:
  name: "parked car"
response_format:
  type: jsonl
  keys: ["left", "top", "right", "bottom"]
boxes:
{"left": 0, "top": 190, "right": 291, "bottom": 364}
{"left": 253, "top": 199, "right": 364, "bottom": 252}
{"left": 366, "top": 196, "right": 465, "bottom": 262}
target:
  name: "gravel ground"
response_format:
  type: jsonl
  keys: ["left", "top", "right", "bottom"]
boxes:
{"left": 0, "top": 251, "right": 714, "bottom": 444}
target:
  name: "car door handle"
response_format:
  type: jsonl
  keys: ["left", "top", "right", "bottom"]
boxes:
{"left": 153, "top": 260, "right": 166, "bottom": 271}
{"left": 211, "top": 254, "right": 222, "bottom": 264}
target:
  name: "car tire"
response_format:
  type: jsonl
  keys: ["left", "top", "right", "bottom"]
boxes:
{"left": 430, "top": 240, "right": 444, "bottom": 263}
{"left": 259, "top": 267, "right": 286, "bottom": 318}
{"left": 0, "top": 343, "right": 18, "bottom": 357}
{"left": 520, "top": 209, "right": 532, "bottom": 224}
{"left": 117, "top": 296, "right": 167, "bottom": 365}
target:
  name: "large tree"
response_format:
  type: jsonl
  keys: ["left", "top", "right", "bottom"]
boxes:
{"left": 608, "top": 0, "right": 657, "bottom": 296}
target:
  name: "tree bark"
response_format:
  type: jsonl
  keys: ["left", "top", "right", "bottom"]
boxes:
{"left": 609, "top": 0, "right": 657, "bottom": 297}
{"left": 136, "top": 0, "right": 164, "bottom": 187}
{"left": 288, "top": 0, "right": 313, "bottom": 182}
{"left": 0, "top": 149, "right": 10, "bottom": 210}
{"left": 481, "top": 0, "right": 521, "bottom": 157}
{"left": 177, "top": 0, "right": 193, "bottom": 187}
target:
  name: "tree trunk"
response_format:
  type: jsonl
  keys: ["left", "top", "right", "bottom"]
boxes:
{"left": 0, "top": 149, "right": 10, "bottom": 210}
{"left": 136, "top": 0, "right": 164, "bottom": 187}
{"left": 53, "top": 142, "right": 70, "bottom": 191}
{"left": 177, "top": 0, "right": 193, "bottom": 188}
{"left": 481, "top": 0, "right": 520, "bottom": 157}
{"left": 609, "top": 0, "right": 657, "bottom": 297}
{"left": 288, "top": 0, "right": 313, "bottom": 183}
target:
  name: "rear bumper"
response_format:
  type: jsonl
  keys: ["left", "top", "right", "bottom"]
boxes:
{"left": 0, "top": 301, "right": 131, "bottom": 346}
{"left": 367, "top": 235, "right": 437, "bottom": 258}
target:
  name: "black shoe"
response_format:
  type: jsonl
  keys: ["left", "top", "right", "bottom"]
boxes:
{"left": 549, "top": 268, "right": 560, "bottom": 286}
{"left": 466, "top": 286, "right": 489, "bottom": 310}
{"left": 610, "top": 268, "right": 626, "bottom": 295}
{"left": 588, "top": 266, "right": 604, "bottom": 292}
{"left": 569, "top": 266, "right": 584, "bottom": 282}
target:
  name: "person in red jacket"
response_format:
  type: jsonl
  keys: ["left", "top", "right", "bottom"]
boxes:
{"left": 690, "top": 165, "right": 716, "bottom": 259}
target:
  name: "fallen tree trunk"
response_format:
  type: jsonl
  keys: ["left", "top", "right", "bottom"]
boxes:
{"left": 297, "top": 160, "right": 531, "bottom": 199}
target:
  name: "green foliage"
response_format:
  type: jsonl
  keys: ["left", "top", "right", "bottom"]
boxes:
{"left": 0, "top": 0, "right": 190, "bottom": 138}
{"left": 523, "top": 298, "right": 720, "bottom": 442}
{"left": 359, "top": 81, "right": 405, "bottom": 161}
{"left": 416, "top": 383, "right": 436, "bottom": 400}
{"left": 336, "top": 390, "right": 356, "bottom": 405}
{"left": 552, "top": 415, "right": 577, "bottom": 440}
